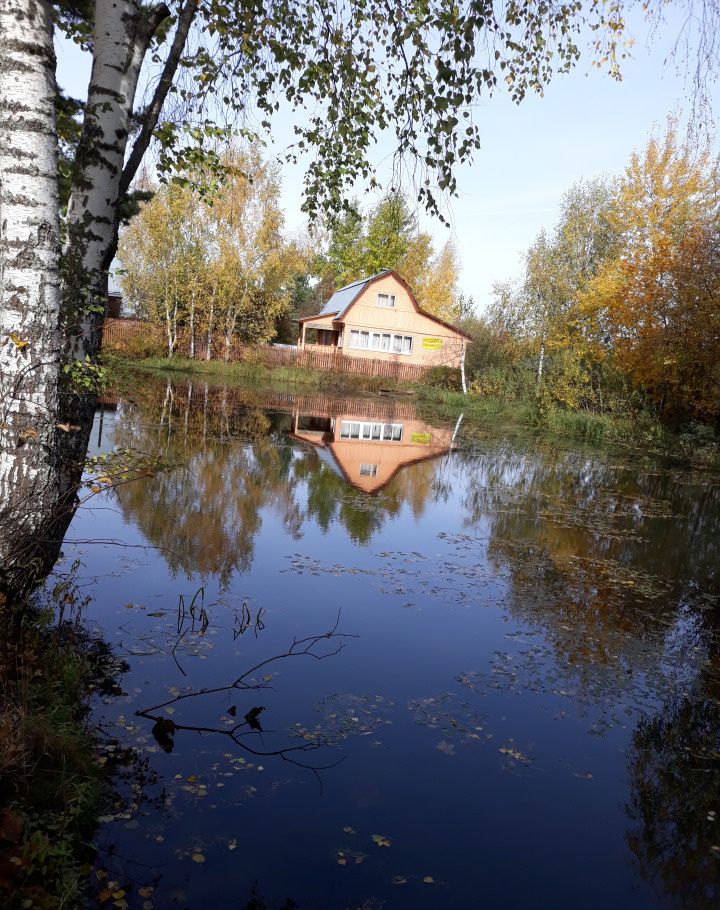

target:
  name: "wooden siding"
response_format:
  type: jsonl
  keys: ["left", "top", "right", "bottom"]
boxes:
{"left": 331, "top": 273, "right": 467, "bottom": 368}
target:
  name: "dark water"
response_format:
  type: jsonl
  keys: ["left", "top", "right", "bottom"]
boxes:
{"left": 52, "top": 378, "right": 720, "bottom": 909}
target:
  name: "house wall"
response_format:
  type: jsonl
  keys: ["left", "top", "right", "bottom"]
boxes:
{"left": 339, "top": 274, "right": 466, "bottom": 368}
{"left": 328, "top": 414, "right": 454, "bottom": 492}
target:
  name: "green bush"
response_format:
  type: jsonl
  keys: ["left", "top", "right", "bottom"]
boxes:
{"left": 423, "top": 365, "right": 461, "bottom": 391}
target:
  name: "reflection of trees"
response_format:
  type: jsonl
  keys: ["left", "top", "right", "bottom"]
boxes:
{"left": 627, "top": 692, "right": 720, "bottom": 910}
{"left": 113, "top": 382, "right": 301, "bottom": 584}
{"left": 297, "top": 446, "right": 440, "bottom": 544}
{"left": 461, "top": 444, "right": 720, "bottom": 908}
{"left": 113, "top": 378, "right": 444, "bottom": 563}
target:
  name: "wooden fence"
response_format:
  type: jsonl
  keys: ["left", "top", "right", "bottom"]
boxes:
{"left": 101, "top": 317, "right": 438, "bottom": 383}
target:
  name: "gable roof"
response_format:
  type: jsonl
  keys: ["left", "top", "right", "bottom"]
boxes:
{"left": 300, "top": 269, "right": 472, "bottom": 340}
{"left": 316, "top": 270, "right": 390, "bottom": 318}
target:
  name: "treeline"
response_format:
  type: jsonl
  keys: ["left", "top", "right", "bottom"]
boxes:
{"left": 467, "top": 124, "right": 720, "bottom": 424}
{"left": 117, "top": 148, "right": 468, "bottom": 358}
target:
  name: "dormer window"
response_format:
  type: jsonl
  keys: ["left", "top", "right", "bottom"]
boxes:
{"left": 377, "top": 293, "right": 395, "bottom": 308}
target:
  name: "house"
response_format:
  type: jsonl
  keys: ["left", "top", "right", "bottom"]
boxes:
{"left": 297, "top": 270, "right": 471, "bottom": 369}
{"left": 290, "top": 406, "right": 459, "bottom": 494}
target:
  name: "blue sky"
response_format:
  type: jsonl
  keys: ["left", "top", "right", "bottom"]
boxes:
{"left": 55, "top": 7, "right": 719, "bottom": 311}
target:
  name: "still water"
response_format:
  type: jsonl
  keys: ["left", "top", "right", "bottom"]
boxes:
{"left": 54, "top": 378, "right": 720, "bottom": 909}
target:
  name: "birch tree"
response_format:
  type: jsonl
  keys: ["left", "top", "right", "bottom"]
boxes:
{"left": 0, "top": 0, "right": 68, "bottom": 600}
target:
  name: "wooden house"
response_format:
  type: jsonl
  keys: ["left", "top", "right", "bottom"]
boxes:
{"left": 298, "top": 270, "right": 471, "bottom": 369}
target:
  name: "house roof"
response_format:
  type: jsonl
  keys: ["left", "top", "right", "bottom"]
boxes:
{"left": 316, "top": 271, "right": 390, "bottom": 319}
{"left": 299, "top": 269, "right": 472, "bottom": 341}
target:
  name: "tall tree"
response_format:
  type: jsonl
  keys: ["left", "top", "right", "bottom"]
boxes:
{"left": 0, "top": 0, "right": 66, "bottom": 600}
{"left": 582, "top": 125, "right": 720, "bottom": 418}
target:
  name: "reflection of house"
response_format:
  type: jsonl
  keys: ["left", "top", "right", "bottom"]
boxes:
{"left": 290, "top": 408, "right": 457, "bottom": 493}
{"left": 298, "top": 270, "right": 471, "bottom": 369}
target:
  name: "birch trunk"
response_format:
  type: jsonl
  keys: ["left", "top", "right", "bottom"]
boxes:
{"left": 0, "top": 0, "right": 68, "bottom": 601}
{"left": 63, "top": 0, "right": 165, "bottom": 360}
{"left": 189, "top": 291, "right": 196, "bottom": 359}
{"left": 537, "top": 340, "right": 546, "bottom": 384}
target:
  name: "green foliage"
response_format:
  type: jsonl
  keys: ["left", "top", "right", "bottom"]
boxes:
{"left": 55, "top": 90, "right": 84, "bottom": 215}
{"left": 62, "top": 356, "right": 108, "bottom": 393}
{"left": 424, "top": 365, "right": 461, "bottom": 391}
{"left": 320, "top": 189, "right": 463, "bottom": 320}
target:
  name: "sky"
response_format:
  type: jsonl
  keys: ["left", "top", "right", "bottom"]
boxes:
{"left": 55, "top": 6, "right": 720, "bottom": 311}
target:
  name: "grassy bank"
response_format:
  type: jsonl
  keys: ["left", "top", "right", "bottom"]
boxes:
{"left": 105, "top": 355, "right": 720, "bottom": 468}
{"left": 0, "top": 598, "right": 121, "bottom": 908}
{"left": 108, "top": 354, "right": 405, "bottom": 395}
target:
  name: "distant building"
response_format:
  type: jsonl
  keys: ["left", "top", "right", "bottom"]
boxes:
{"left": 298, "top": 270, "right": 470, "bottom": 369}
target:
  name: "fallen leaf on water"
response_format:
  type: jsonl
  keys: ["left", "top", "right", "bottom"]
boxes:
{"left": 392, "top": 875, "right": 407, "bottom": 885}
{"left": 342, "top": 826, "right": 355, "bottom": 834}
{"left": 436, "top": 739, "right": 455, "bottom": 756}
{"left": 138, "top": 887, "right": 153, "bottom": 898}
{"left": 372, "top": 834, "right": 391, "bottom": 848}
{"left": 191, "top": 853, "right": 205, "bottom": 863}
{"left": 423, "top": 875, "right": 435, "bottom": 884}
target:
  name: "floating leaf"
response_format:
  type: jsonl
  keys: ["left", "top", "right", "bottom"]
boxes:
{"left": 392, "top": 875, "right": 407, "bottom": 885}
{"left": 372, "top": 834, "right": 391, "bottom": 847}
{"left": 423, "top": 875, "right": 435, "bottom": 884}
{"left": 192, "top": 853, "right": 205, "bottom": 863}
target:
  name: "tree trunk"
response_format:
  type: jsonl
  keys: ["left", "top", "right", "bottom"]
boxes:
{"left": 536, "top": 340, "right": 545, "bottom": 384}
{"left": 206, "top": 299, "right": 215, "bottom": 361}
{"left": 63, "top": 0, "right": 165, "bottom": 360}
{"left": 189, "top": 291, "right": 195, "bottom": 359}
{"left": 0, "top": 0, "right": 69, "bottom": 602}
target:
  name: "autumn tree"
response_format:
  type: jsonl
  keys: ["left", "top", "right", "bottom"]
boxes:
{"left": 118, "top": 147, "right": 302, "bottom": 355}
{"left": 119, "top": 181, "right": 205, "bottom": 357}
{"left": 322, "top": 192, "right": 462, "bottom": 322}
{"left": 489, "top": 178, "right": 619, "bottom": 409}
{"left": 581, "top": 125, "right": 720, "bottom": 419}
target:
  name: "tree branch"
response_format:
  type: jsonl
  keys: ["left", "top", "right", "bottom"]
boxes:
{"left": 118, "top": 0, "right": 197, "bottom": 200}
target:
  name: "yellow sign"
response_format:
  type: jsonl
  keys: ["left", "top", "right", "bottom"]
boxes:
{"left": 411, "top": 432, "right": 432, "bottom": 445}
{"left": 422, "top": 336, "right": 443, "bottom": 350}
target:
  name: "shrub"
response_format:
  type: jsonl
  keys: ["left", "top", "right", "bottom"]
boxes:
{"left": 423, "top": 365, "right": 461, "bottom": 391}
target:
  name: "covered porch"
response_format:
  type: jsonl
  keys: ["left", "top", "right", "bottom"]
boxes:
{"left": 297, "top": 315, "right": 343, "bottom": 351}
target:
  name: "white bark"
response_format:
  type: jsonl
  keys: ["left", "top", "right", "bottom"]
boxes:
{"left": 64, "top": 0, "right": 153, "bottom": 358}
{"left": 537, "top": 339, "right": 545, "bottom": 384}
{"left": 0, "top": 0, "right": 65, "bottom": 600}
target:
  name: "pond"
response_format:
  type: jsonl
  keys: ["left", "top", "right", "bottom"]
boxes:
{"left": 52, "top": 376, "right": 720, "bottom": 909}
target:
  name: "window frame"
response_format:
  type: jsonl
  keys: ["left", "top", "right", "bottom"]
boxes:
{"left": 340, "top": 421, "right": 403, "bottom": 442}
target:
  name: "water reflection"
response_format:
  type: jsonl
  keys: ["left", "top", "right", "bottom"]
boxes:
{"left": 110, "top": 381, "right": 459, "bottom": 570}
{"left": 39, "top": 376, "right": 720, "bottom": 909}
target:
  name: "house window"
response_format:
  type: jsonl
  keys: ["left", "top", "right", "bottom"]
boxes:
{"left": 360, "top": 464, "right": 378, "bottom": 477}
{"left": 340, "top": 421, "right": 403, "bottom": 441}
{"left": 377, "top": 293, "right": 395, "bottom": 308}
{"left": 348, "top": 332, "right": 412, "bottom": 354}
